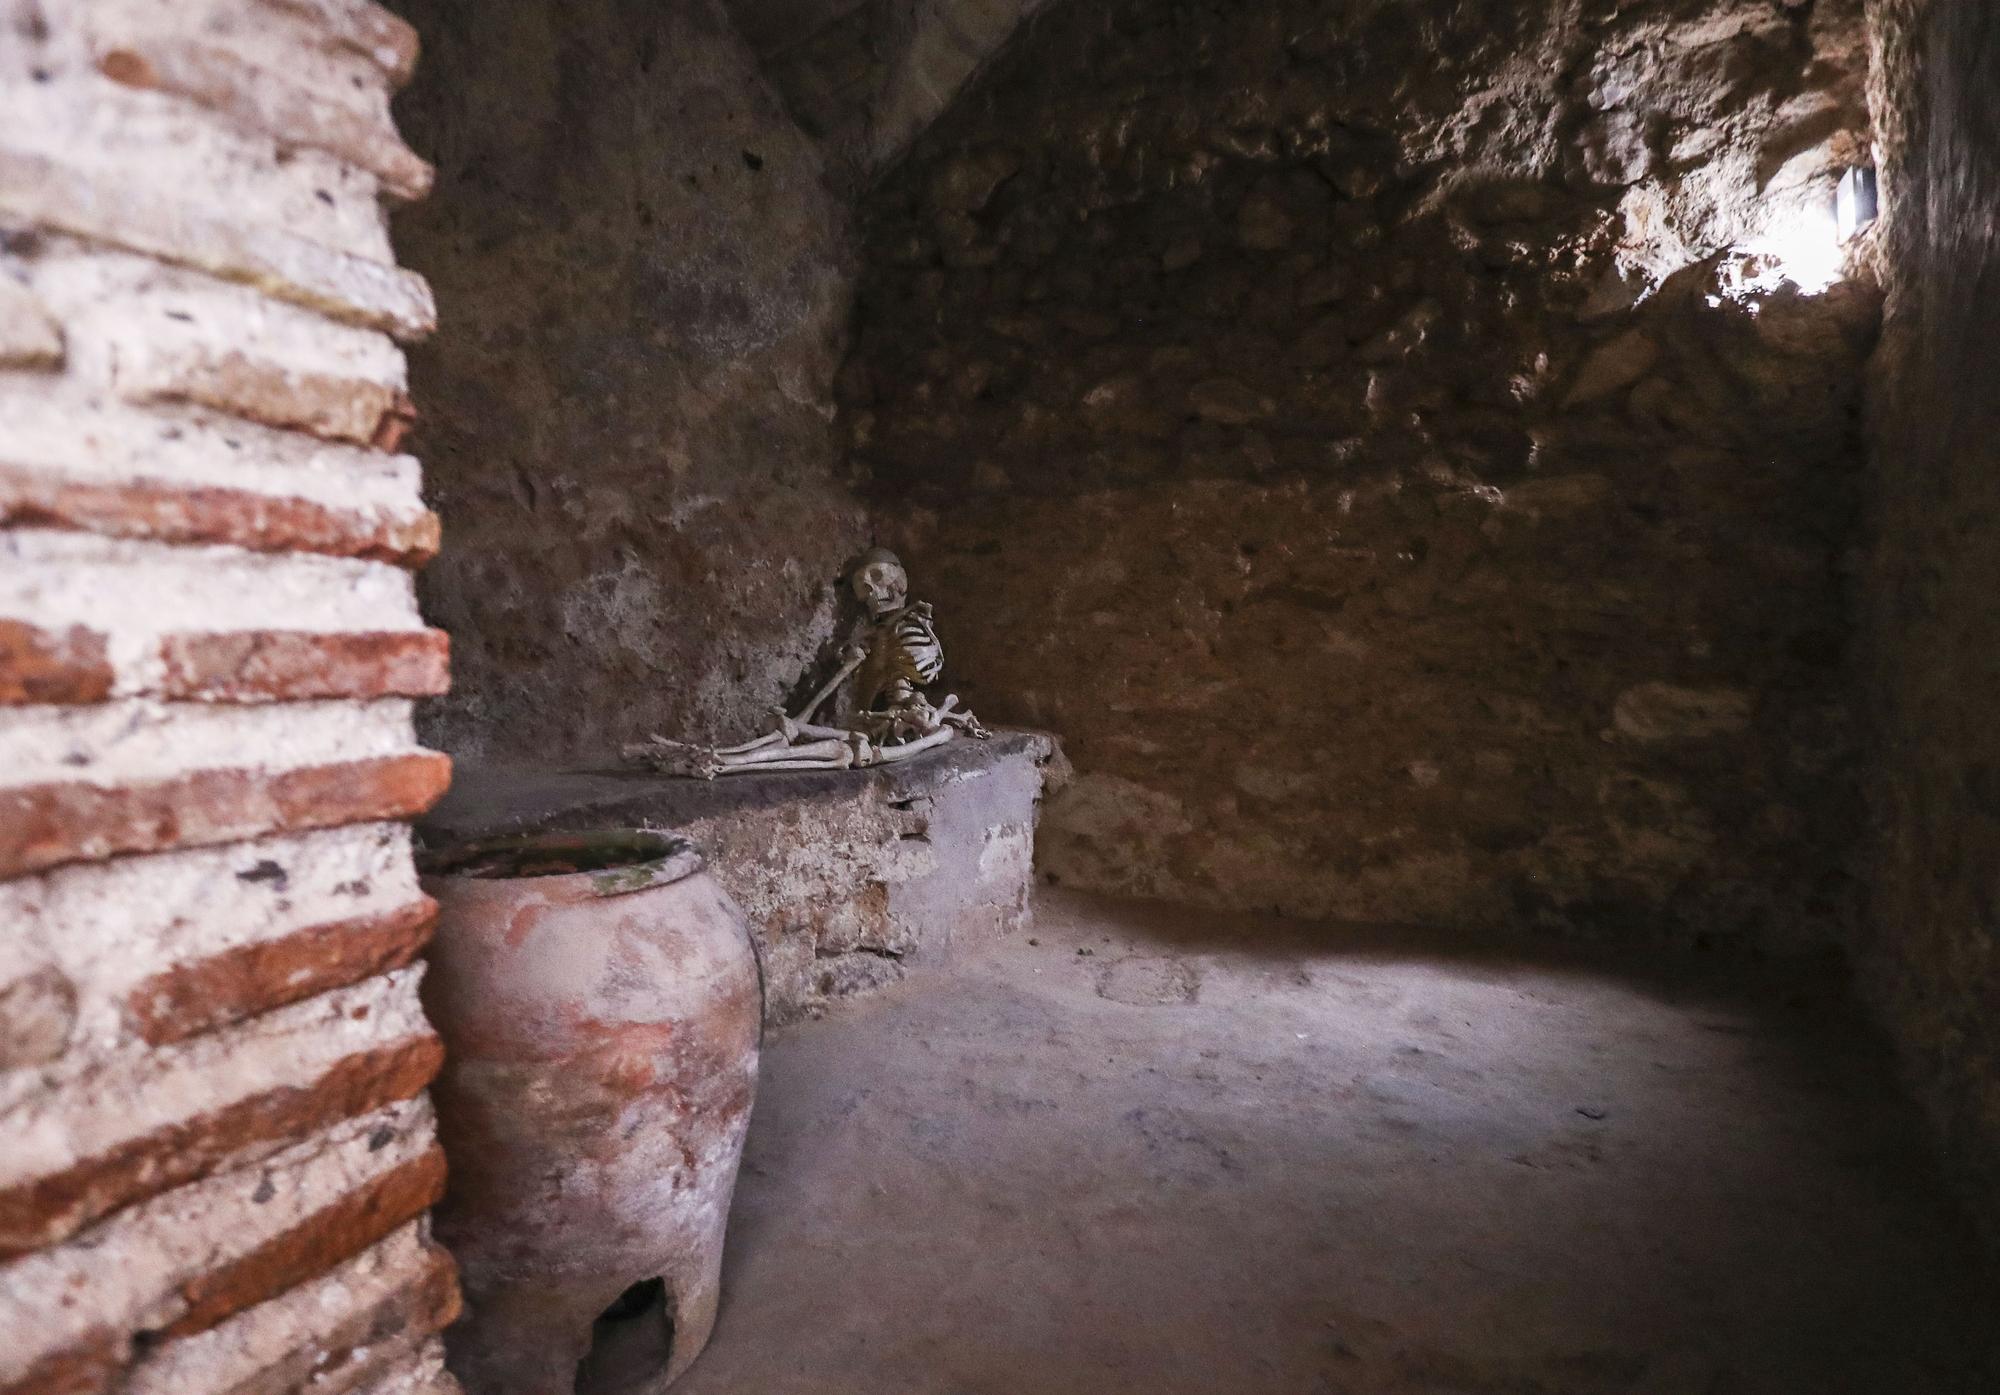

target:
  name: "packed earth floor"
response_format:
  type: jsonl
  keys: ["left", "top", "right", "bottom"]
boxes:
{"left": 672, "top": 891, "right": 1996, "bottom": 1395}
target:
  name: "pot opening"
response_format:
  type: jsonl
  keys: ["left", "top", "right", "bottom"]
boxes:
{"left": 419, "top": 829, "right": 695, "bottom": 882}
{"left": 575, "top": 1276, "right": 676, "bottom": 1394}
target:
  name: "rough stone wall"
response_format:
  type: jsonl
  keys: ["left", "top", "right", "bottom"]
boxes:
{"left": 1859, "top": 0, "right": 2000, "bottom": 1242}
{"left": 388, "top": 0, "right": 872, "bottom": 764}
{"left": 846, "top": 0, "right": 1880, "bottom": 953}
{"left": 0, "top": 3, "right": 460, "bottom": 1391}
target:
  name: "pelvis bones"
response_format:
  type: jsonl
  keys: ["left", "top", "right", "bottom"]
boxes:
{"left": 623, "top": 549, "right": 989, "bottom": 778}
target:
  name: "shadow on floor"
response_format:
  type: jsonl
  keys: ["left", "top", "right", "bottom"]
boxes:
{"left": 674, "top": 889, "right": 1996, "bottom": 1395}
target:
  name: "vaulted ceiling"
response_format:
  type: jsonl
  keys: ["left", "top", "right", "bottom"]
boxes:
{"left": 722, "top": 0, "right": 1054, "bottom": 188}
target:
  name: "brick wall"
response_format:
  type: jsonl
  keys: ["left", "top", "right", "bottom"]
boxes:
{"left": 0, "top": 3, "right": 461, "bottom": 1391}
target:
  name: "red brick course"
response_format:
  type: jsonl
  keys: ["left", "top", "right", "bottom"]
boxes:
{"left": 0, "top": 1034, "right": 445, "bottom": 1259}
{"left": 165, "top": 1147, "right": 449, "bottom": 1340}
{"left": 0, "top": 1332, "right": 123, "bottom": 1395}
{"left": 0, "top": 751, "right": 453, "bottom": 878}
{"left": 11, "top": 1235, "right": 460, "bottom": 1395}
{"left": 160, "top": 630, "right": 451, "bottom": 703}
{"left": 127, "top": 898, "right": 441, "bottom": 1046}
{"left": 0, "top": 620, "right": 114, "bottom": 704}
{"left": 126, "top": 349, "right": 409, "bottom": 449}
{"left": 0, "top": 462, "right": 440, "bottom": 568}
{"left": 0, "top": 148, "right": 437, "bottom": 342}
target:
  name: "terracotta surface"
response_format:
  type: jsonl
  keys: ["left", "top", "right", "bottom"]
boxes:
{"left": 421, "top": 832, "right": 762, "bottom": 1393}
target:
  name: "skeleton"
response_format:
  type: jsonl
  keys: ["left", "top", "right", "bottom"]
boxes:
{"left": 623, "top": 549, "right": 989, "bottom": 778}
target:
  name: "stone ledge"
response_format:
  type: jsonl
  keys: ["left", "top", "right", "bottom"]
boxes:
{"left": 420, "top": 731, "right": 1061, "bottom": 1022}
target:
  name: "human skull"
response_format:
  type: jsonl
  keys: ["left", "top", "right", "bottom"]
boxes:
{"left": 850, "top": 549, "right": 909, "bottom": 619}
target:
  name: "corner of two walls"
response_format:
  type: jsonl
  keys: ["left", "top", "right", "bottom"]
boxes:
{"left": 2, "top": 2, "right": 459, "bottom": 1390}
{"left": 390, "top": 0, "right": 870, "bottom": 765}
{"left": 388, "top": 0, "right": 1063, "bottom": 770}
{"left": 1857, "top": 0, "right": 2000, "bottom": 1246}
{"left": 842, "top": 0, "right": 1884, "bottom": 954}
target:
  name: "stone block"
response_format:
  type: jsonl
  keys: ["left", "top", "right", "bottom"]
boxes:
{"left": 421, "top": 731, "right": 1059, "bottom": 1021}
{"left": 1612, "top": 682, "right": 1754, "bottom": 741}
{"left": 1188, "top": 377, "right": 1276, "bottom": 424}
{"left": 1564, "top": 329, "right": 1660, "bottom": 406}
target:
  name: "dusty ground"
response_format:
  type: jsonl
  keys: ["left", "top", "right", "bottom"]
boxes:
{"left": 673, "top": 890, "right": 1995, "bottom": 1394}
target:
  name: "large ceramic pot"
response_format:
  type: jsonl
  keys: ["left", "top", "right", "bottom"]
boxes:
{"left": 418, "top": 829, "right": 762, "bottom": 1395}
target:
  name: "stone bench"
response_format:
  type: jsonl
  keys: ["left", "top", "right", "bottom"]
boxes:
{"left": 420, "top": 730, "right": 1061, "bottom": 1022}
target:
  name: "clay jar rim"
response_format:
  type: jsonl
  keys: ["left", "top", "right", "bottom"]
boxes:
{"left": 417, "top": 828, "right": 704, "bottom": 899}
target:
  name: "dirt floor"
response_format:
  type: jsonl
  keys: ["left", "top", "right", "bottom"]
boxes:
{"left": 671, "top": 890, "right": 1996, "bottom": 1394}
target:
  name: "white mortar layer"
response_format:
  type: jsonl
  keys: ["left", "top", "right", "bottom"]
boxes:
{"left": 0, "top": 693, "right": 419, "bottom": 785}
{"left": 0, "top": 1096, "right": 437, "bottom": 1384}
{"left": 0, "top": 13, "right": 394, "bottom": 261}
{"left": 29, "top": 245, "right": 408, "bottom": 410}
{"left": 123, "top": 1219, "right": 435, "bottom": 1395}
{"left": 0, "top": 966, "right": 432, "bottom": 1176}
{"left": 0, "top": 823, "right": 421, "bottom": 1055}
{"left": 0, "top": 372, "right": 424, "bottom": 516}
{"left": 84, "top": 0, "right": 415, "bottom": 175}
{"left": 0, "top": 529, "right": 422, "bottom": 694}
{"left": 353, "top": 1337, "right": 453, "bottom": 1395}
